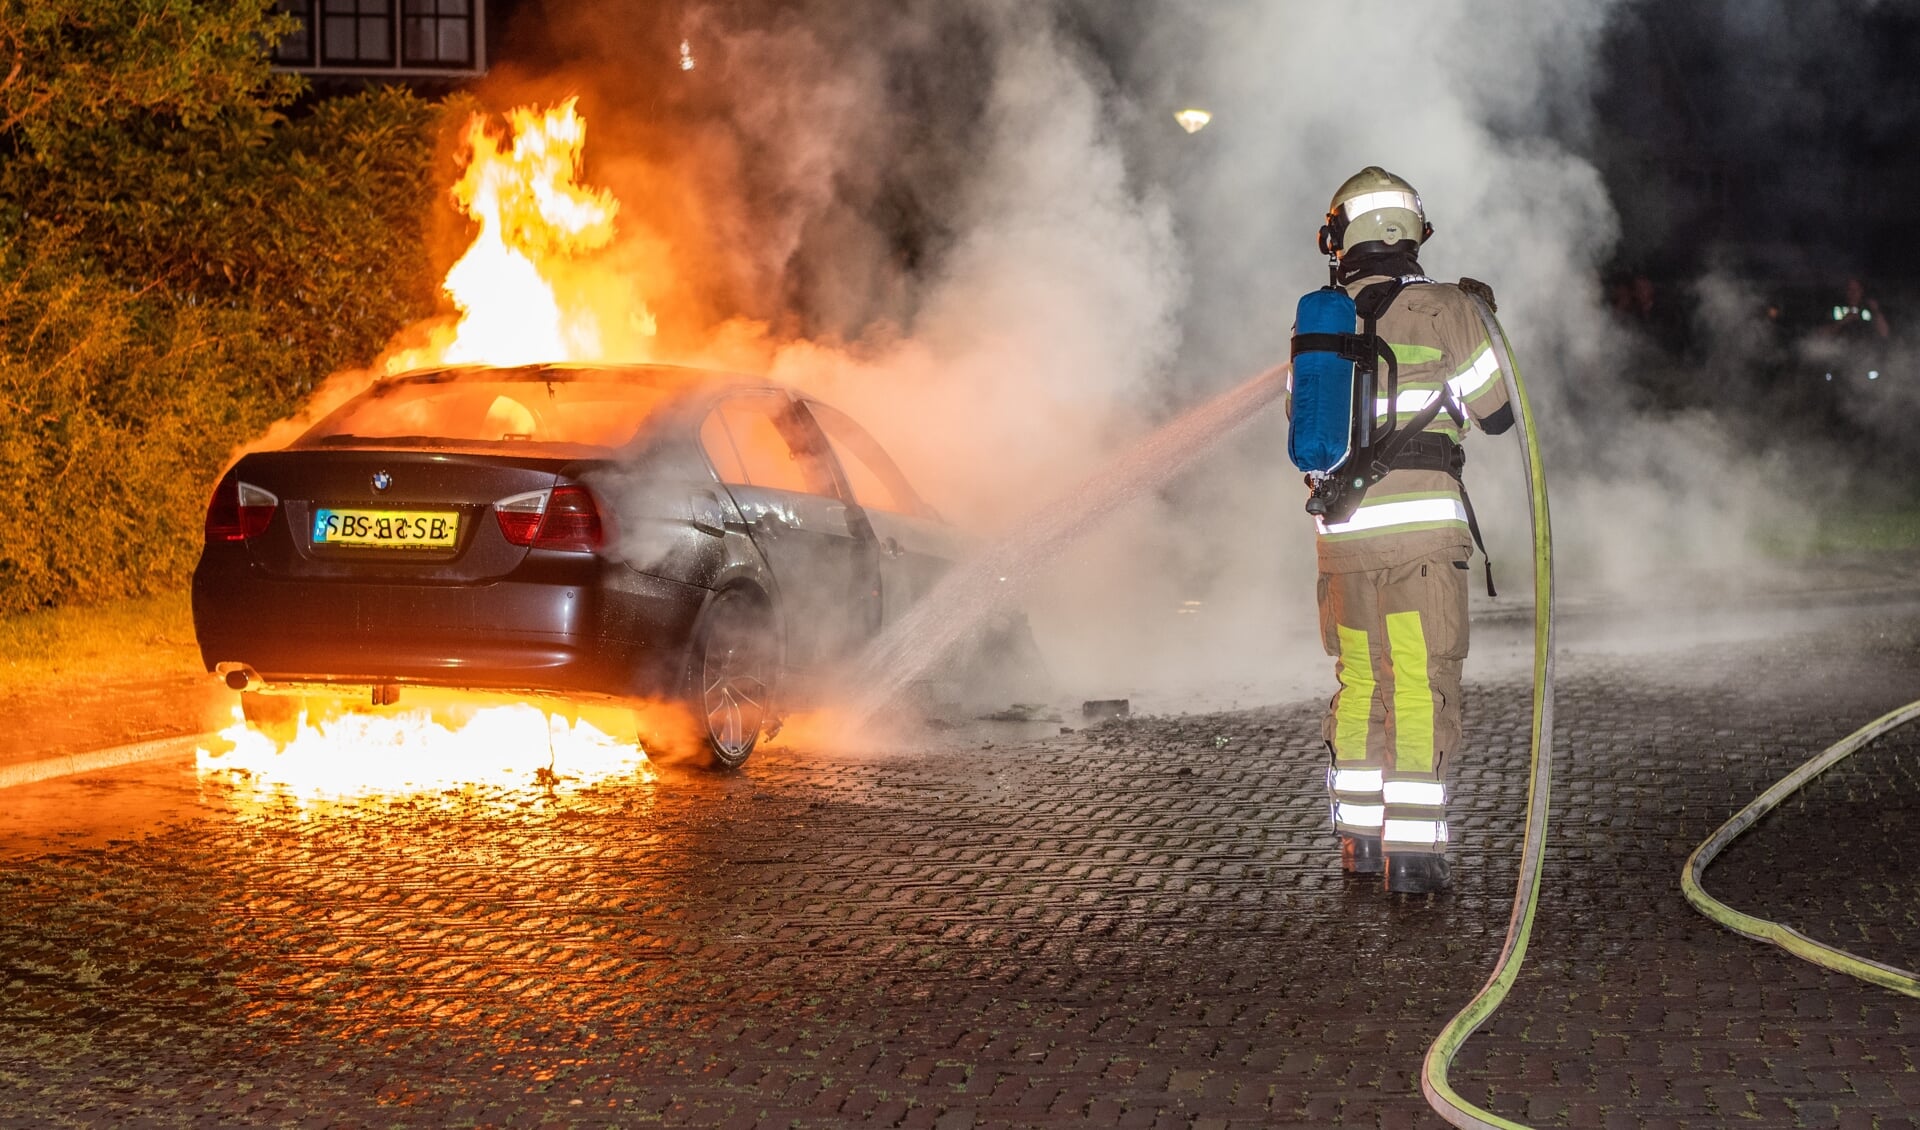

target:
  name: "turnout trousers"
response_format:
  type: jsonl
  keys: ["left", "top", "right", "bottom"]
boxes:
{"left": 1318, "top": 547, "right": 1469, "bottom": 858}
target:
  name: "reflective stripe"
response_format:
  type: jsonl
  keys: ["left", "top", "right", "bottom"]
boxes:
{"left": 1383, "top": 818, "right": 1449, "bottom": 845}
{"left": 1383, "top": 779, "right": 1445, "bottom": 806}
{"left": 1336, "top": 802, "right": 1385, "bottom": 828}
{"left": 1386, "top": 610, "right": 1436, "bottom": 773}
{"left": 1448, "top": 344, "right": 1500, "bottom": 401}
{"left": 1389, "top": 342, "right": 1444, "bottom": 365}
{"left": 1318, "top": 497, "right": 1467, "bottom": 536}
{"left": 1375, "top": 389, "right": 1441, "bottom": 417}
{"left": 1332, "top": 767, "right": 1384, "bottom": 793}
{"left": 1333, "top": 625, "right": 1375, "bottom": 760}
{"left": 1343, "top": 190, "right": 1420, "bottom": 218}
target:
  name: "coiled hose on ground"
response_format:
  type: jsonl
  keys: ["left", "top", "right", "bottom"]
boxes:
{"left": 1682, "top": 701, "right": 1920, "bottom": 998}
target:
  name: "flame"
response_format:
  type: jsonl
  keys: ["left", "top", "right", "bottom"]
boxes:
{"left": 195, "top": 691, "right": 666, "bottom": 811}
{"left": 385, "top": 100, "right": 644, "bottom": 374}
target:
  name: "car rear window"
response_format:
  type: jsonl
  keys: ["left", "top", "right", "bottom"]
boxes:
{"left": 301, "top": 376, "right": 674, "bottom": 449}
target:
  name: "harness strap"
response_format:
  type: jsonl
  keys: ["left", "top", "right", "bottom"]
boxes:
{"left": 1459, "top": 483, "right": 1496, "bottom": 598}
{"left": 1290, "top": 332, "right": 1377, "bottom": 363}
{"left": 1373, "top": 434, "right": 1497, "bottom": 598}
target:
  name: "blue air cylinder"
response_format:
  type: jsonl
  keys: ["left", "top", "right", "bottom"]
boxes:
{"left": 1288, "top": 286, "right": 1360, "bottom": 473}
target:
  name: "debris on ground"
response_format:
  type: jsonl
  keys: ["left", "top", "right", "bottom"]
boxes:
{"left": 978, "top": 703, "right": 1063, "bottom": 723}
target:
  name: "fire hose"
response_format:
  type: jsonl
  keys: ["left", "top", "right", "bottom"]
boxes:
{"left": 1681, "top": 700, "right": 1920, "bottom": 998}
{"left": 1418, "top": 294, "right": 1558, "bottom": 1130}
{"left": 1418, "top": 300, "right": 1919, "bottom": 1130}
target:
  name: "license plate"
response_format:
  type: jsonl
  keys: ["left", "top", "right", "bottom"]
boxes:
{"left": 312, "top": 508, "right": 460, "bottom": 549}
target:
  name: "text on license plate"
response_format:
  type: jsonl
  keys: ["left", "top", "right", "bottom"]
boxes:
{"left": 312, "top": 508, "right": 460, "bottom": 549}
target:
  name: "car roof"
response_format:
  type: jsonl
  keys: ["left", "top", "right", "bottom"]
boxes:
{"left": 376, "top": 362, "right": 776, "bottom": 402}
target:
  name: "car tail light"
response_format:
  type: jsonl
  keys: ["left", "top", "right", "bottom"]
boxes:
{"left": 205, "top": 477, "right": 278, "bottom": 542}
{"left": 494, "top": 490, "right": 547, "bottom": 546}
{"left": 495, "top": 485, "right": 604, "bottom": 552}
{"left": 533, "top": 485, "right": 604, "bottom": 550}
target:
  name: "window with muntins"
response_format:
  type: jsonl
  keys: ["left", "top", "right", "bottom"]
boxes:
{"left": 271, "top": 0, "right": 316, "bottom": 66}
{"left": 403, "top": 0, "right": 473, "bottom": 67}
{"left": 323, "top": 0, "right": 393, "bottom": 65}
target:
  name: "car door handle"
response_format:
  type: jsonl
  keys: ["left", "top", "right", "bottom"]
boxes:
{"left": 883, "top": 536, "right": 905, "bottom": 558}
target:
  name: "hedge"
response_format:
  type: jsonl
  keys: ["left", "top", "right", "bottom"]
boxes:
{"left": 0, "top": 1, "right": 464, "bottom": 614}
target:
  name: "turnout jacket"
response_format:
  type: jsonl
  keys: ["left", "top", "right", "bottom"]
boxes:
{"left": 1293, "top": 275, "right": 1511, "bottom": 574}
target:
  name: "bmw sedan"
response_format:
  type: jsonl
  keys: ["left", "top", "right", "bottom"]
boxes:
{"left": 192, "top": 363, "right": 969, "bottom": 767}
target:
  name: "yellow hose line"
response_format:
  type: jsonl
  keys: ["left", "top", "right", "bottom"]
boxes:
{"left": 1420, "top": 298, "right": 1556, "bottom": 1130}
{"left": 1681, "top": 700, "right": 1920, "bottom": 998}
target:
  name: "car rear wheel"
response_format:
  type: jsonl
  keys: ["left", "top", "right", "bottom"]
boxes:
{"left": 689, "top": 587, "right": 778, "bottom": 770}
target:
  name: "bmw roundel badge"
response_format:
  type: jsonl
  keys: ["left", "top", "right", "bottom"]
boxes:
{"left": 372, "top": 470, "right": 393, "bottom": 493}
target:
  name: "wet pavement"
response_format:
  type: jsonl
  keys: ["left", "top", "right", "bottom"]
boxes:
{"left": 2, "top": 596, "right": 1919, "bottom": 1127}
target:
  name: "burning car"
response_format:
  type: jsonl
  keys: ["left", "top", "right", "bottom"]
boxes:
{"left": 192, "top": 363, "right": 967, "bottom": 768}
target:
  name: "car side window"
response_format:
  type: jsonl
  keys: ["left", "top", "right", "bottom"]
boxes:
{"left": 699, "top": 411, "right": 748, "bottom": 484}
{"left": 707, "top": 396, "right": 839, "bottom": 497}
{"left": 803, "top": 401, "right": 927, "bottom": 517}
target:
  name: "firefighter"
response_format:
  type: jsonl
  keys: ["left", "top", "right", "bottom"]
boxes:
{"left": 1303, "top": 167, "right": 1513, "bottom": 894}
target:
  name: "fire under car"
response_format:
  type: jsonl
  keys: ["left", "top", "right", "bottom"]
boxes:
{"left": 192, "top": 363, "right": 1027, "bottom": 768}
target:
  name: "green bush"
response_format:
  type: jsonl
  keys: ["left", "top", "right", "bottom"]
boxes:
{"left": 0, "top": 1, "right": 462, "bottom": 614}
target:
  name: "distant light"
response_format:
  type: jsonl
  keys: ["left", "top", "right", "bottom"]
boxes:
{"left": 1863, "top": 309, "right": 1873, "bottom": 321}
{"left": 1825, "top": 372, "right": 1834, "bottom": 381}
{"left": 679, "top": 39, "right": 695, "bottom": 71}
{"left": 1869, "top": 370, "right": 1880, "bottom": 380}
{"left": 1174, "top": 108, "right": 1212, "bottom": 134}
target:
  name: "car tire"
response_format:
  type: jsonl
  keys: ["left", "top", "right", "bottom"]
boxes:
{"left": 686, "top": 586, "right": 778, "bottom": 770}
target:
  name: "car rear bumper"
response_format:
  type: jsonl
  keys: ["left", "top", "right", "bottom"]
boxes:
{"left": 192, "top": 563, "right": 707, "bottom": 700}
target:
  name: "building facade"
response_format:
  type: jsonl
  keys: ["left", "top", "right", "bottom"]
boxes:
{"left": 271, "top": 0, "right": 487, "bottom": 80}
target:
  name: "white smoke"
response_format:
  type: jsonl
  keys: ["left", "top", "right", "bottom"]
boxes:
{"left": 498, "top": 0, "right": 1852, "bottom": 712}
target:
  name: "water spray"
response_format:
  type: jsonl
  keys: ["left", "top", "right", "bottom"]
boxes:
{"left": 843, "top": 364, "right": 1291, "bottom": 725}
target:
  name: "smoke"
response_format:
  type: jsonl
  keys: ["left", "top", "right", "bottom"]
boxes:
{"left": 461, "top": 0, "right": 1866, "bottom": 712}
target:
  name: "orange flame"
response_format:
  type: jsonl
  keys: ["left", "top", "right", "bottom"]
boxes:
{"left": 195, "top": 692, "right": 662, "bottom": 810}
{"left": 386, "top": 99, "right": 647, "bottom": 374}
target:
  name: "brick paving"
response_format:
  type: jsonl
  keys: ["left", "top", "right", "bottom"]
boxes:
{"left": 0, "top": 600, "right": 1917, "bottom": 1127}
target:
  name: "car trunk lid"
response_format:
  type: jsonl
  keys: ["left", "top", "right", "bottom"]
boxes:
{"left": 229, "top": 447, "right": 599, "bottom": 582}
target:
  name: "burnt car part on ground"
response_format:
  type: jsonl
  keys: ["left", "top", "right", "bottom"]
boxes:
{"left": 193, "top": 363, "right": 1043, "bottom": 768}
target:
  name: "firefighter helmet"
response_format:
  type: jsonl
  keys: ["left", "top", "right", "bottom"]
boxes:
{"left": 1318, "top": 166, "right": 1433, "bottom": 258}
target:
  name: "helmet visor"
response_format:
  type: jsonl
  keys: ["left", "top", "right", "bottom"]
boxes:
{"left": 1341, "top": 189, "right": 1423, "bottom": 221}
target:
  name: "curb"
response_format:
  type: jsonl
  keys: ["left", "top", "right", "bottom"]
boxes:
{"left": 0, "top": 732, "right": 218, "bottom": 791}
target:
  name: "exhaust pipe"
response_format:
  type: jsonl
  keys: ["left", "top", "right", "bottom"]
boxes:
{"left": 219, "top": 665, "right": 261, "bottom": 692}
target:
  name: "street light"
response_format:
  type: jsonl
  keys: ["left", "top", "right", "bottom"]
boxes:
{"left": 1174, "top": 108, "right": 1212, "bottom": 134}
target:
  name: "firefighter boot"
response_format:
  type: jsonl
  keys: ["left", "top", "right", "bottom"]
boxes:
{"left": 1384, "top": 853, "right": 1450, "bottom": 894}
{"left": 1339, "top": 833, "right": 1383, "bottom": 875}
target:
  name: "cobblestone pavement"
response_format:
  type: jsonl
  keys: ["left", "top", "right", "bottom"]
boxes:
{"left": 1, "top": 601, "right": 1918, "bottom": 1128}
